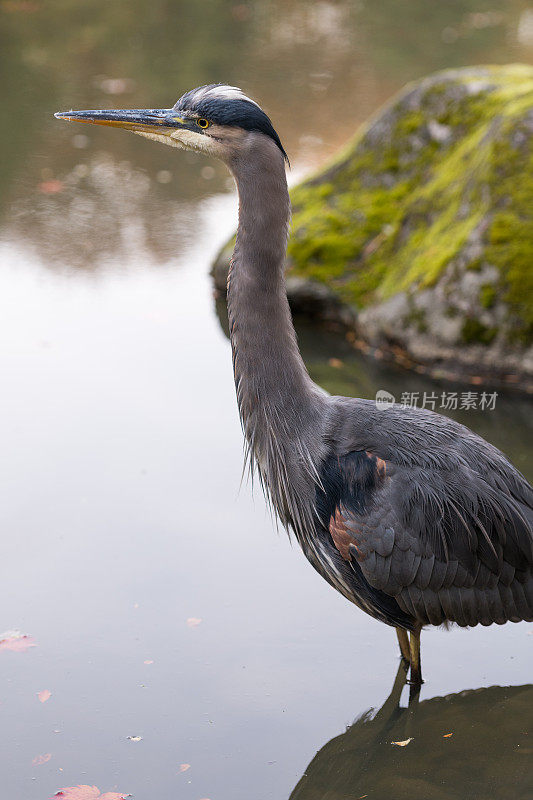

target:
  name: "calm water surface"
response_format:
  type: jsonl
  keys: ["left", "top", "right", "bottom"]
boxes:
{"left": 1, "top": 2, "right": 532, "bottom": 799}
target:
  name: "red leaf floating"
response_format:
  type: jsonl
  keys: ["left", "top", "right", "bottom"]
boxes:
{"left": 38, "top": 689, "right": 52, "bottom": 703}
{"left": 0, "top": 631, "right": 36, "bottom": 652}
{"left": 38, "top": 180, "right": 64, "bottom": 194}
{"left": 186, "top": 618, "right": 202, "bottom": 628}
{"left": 52, "top": 786, "right": 130, "bottom": 800}
{"left": 33, "top": 753, "right": 52, "bottom": 766}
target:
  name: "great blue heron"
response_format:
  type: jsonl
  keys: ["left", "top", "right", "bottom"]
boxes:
{"left": 55, "top": 85, "right": 533, "bottom": 686}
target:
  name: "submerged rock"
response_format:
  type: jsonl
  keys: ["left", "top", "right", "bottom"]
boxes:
{"left": 213, "top": 65, "right": 533, "bottom": 391}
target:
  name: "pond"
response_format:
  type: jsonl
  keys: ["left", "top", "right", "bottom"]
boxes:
{"left": 1, "top": 2, "right": 532, "bottom": 799}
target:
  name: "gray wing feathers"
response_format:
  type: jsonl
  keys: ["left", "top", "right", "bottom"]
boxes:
{"left": 329, "top": 399, "right": 533, "bottom": 627}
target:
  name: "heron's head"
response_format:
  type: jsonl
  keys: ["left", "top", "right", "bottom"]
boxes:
{"left": 55, "top": 84, "right": 288, "bottom": 166}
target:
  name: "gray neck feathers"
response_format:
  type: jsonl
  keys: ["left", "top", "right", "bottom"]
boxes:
{"left": 227, "top": 134, "right": 326, "bottom": 539}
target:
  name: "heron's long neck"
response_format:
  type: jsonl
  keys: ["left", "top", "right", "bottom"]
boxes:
{"left": 227, "top": 142, "right": 323, "bottom": 523}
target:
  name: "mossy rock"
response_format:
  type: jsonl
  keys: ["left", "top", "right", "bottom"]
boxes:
{"left": 213, "top": 65, "right": 533, "bottom": 389}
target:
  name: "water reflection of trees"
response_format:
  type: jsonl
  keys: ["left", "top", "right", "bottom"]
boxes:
{"left": 8, "top": 154, "right": 205, "bottom": 268}
{"left": 290, "top": 664, "right": 533, "bottom": 800}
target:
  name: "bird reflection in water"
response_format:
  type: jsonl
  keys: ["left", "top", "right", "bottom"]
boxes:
{"left": 290, "top": 664, "right": 532, "bottom": 800}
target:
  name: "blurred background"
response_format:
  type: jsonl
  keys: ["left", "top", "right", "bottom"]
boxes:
{"left": 0, "top": 2, "right": 532, "bottom": 799}
{"left": 4, "top": 0, "right": 533, "bottom": 265}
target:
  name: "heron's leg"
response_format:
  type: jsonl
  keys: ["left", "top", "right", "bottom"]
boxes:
{"left": 408, "top": 624, "right": 423, "bottom": 687}
{"left": 396, "top": 627, "right": 410, "bottom": 667}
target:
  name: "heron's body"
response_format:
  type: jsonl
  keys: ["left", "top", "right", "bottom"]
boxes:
{"left": 56, "top": 85, "right": 533, "bottom": 683}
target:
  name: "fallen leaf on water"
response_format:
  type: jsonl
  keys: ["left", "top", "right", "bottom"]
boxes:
{"left": 127, "top": 736, "right": 142, "bottom": 742}
{"left": 33, "top": 753, "right": 52, "bottom": 766}
{"left": 38, "top": 689, "right": 52, "bottom": 703}
{"left": 143, "top": 660, "right": 154, "bottom": 665}
{"left": 38, "top": 180, "right": 64, "bottom": 194}
{"left": 0, "top": 630, "right": 36, "bottom": 652}
{"left": 186, "top": 618, "right": 202, "bottom": 628}
{"left": 391, "top": 738, "right": 413, "bottom": 747}
{"left": 178, "top": 764, "right": 190, "bottom": 773}
{"left": 52, "top": 787, "right": 130, "bottom": 800}
{"left": 443, "top": 732, "right": 453, "bottom": 738}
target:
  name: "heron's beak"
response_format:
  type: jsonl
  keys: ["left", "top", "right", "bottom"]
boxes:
{"left": 54, "top": 108, "right": 193, "bottom": 135}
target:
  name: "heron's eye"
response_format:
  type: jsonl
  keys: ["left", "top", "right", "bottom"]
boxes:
{"left": 196, "top": 118, "right": 210, "bottom": 129}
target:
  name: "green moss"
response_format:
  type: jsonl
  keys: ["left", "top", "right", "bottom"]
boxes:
{"left": 466, "top": 257, "right": 483, "bottom": 272}
{"left": 404, "top": 306, "right": 428, "bottom": 333}
{"left": 484, "top": 137, "right": 533, "bottom": 340}
{"left": 445, "top": 305, "right": 459, "bottom": 318}
{"left": 480, "top": 283, "right": 497, "bottom": 309}
{"left": 285, "top": 65, "right": 533, "bottom": 345}
{"left": 461, "top": 318, "right": 498, "bottom": 344}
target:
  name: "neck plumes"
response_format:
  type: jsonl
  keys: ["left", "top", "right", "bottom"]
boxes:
{"left": 226, "top": 136, "right": 325, "bottom": 536}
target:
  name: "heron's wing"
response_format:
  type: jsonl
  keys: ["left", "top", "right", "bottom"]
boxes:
{"left": 321, "top": 449, "right": 533, "bottom": 626}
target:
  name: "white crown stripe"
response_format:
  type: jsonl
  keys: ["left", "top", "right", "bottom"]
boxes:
{"left": 188, "top": 85, "right": 260, "bottom": 108}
